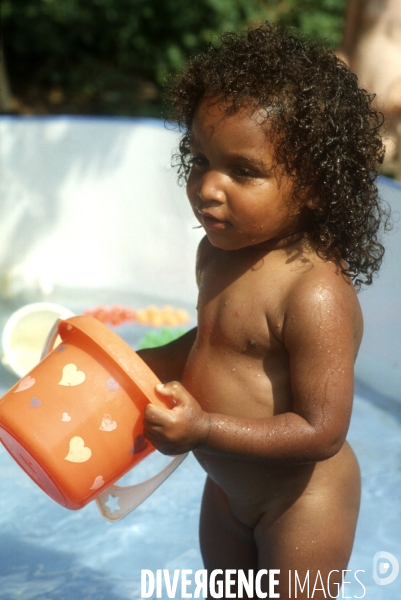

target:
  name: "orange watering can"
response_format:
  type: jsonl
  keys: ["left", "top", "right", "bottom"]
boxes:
{"left": 0, "top": 315, "right": 187, "bottom": 521}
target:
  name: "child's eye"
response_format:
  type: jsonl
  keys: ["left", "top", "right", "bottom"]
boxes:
{"left": 233, "top": 166, "right": 259, "bottom": 179}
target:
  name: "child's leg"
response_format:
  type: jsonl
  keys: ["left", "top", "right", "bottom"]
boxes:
{"left": 199, "top": 476, "right": 258, "bottom": 573}
{"left": 255, "top": 444, "right": 361, "bottom": 599}
{"left": 199, "top": 445, "right": 360, "bottom": 599}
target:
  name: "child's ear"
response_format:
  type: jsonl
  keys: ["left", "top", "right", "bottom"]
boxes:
{"left": 304, "top": 196, "right": 319, "bottom": 210}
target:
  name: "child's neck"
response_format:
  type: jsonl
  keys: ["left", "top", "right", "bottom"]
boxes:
{"left": 249, "top": 230, "right": 307, "bottom": 252}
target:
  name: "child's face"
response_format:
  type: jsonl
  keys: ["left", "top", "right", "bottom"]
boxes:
{"left": 187, "top": 99, "right": 306, "bottom": 251}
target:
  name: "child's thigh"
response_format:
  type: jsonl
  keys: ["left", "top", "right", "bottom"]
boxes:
{"left": 254, "top": 451, "right": 361, "bottom": 599}
{"left": 199, "top": 476, "right": 258, "bottom": 571}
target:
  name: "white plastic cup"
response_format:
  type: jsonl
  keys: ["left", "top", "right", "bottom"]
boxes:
{"left": 1, "top": 302, "right": 74, "bottom": 378}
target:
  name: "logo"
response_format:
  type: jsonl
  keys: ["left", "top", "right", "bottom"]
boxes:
{"left": 373, "top": 552, "right": 399, "bottom": 586}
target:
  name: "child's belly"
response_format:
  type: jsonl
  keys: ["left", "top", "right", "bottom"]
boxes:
{"left": 194, "top": 449, "right": 313, "bottom": 525}
{"left": 193, "top": 443, "right": 359, "bottom": 529}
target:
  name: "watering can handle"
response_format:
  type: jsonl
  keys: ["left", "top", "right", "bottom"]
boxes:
{"left": 95, "top": 453, "right": 187, "bottom": 521}
{"left": 41, "top": 318, "right": 188, "bottom": 521}
{"left": 41, "top": 319, "right": 63, "bottom": 360}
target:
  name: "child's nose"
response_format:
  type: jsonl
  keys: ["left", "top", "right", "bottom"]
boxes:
{"left": 197, "top": 170, "right": 225, "bottom": 204}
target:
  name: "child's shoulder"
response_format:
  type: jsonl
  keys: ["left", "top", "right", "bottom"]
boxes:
{"left": 281, "top": 248, "right": 362, "bottom": 336}
{"left": 196, "top": 235, "right": 213, "bottom": 262}
{"left": 261, "top": 238, "right": 362, "bottom": 342}
{"left": 196, "top": 236, "right": 214, "bottom": 285}
{"left": 277, "top": 250, "right": 364, "bottom": 361}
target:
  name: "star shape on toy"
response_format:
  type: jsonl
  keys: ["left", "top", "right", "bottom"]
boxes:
{"left": 104, "top": 494, "right": 120, "bottom": 514}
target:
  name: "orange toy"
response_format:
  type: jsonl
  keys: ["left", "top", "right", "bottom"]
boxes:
{"left": 83, "top": 304, "right": 190, "bottom": 327}
{"left": 0, "top": 316, "right": 187, "bottom": 521}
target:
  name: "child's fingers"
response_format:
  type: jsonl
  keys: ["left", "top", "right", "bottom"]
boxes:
{"left": 144, "top": 403, "right": 170, "bottom": 426}
{"left": 156, "top": 381, "right": 188, "bottom": 404}
{"left": 143, "top": 403, "right": 179, "bottom": 454}
{"left": 143, "top": 382, "right": 208, "bottom": 455}
{"left": 156, "top": 381, "right": 178, "bottom": 394}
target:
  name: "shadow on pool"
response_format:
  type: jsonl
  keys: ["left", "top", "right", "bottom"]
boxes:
{"left": 0, "top": 533, "right": 127, "bottom": 600}
{"left": 355, "top": 378, "right": 401, "bottom": 426}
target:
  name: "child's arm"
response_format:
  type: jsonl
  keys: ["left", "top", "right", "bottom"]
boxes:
{"left": 137, "top": 327, "right": 197, "bottom": 383}
{"left": 136, "top": 237, "right": 208, "bottom": 382}
{"left": 144, "top": 273, "right": 360, "bottom": 464}
{"left": 137, "top": 236, "right": 210, "bottom": 382}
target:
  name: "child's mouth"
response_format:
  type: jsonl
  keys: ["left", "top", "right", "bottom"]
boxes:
{"left": 198, "top": 212, "right": 228, "bottom": 231}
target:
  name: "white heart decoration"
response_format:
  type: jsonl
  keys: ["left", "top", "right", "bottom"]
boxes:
{"left": 90, "top": 475, "right": 105, "bottom": 490}
{"left": 64, "top": 436, "right": 92, "bottom": 463}
{"left": 99, "top": 414, "right": 117, "bottom": 432}
{"left": 58, "top": 364, "right": 86, "bottom": 387}
{"left": 15, "top": 376, "right": 36, "bottom": 393}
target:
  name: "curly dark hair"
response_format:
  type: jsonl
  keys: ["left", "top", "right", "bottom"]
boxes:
{"left": 166, "top": 22, "right": 390, "bottom": 288}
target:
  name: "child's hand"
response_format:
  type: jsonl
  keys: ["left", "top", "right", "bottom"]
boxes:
{"left": 143, "top": 382, "right": 210, "bottom": 455}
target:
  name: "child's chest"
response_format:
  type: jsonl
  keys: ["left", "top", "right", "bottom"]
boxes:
{"left": 196, "top": 251, "right": 288, "bottom": 356}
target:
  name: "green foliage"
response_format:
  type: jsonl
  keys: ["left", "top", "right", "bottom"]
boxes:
{"left": 3, "top": 0, "right": 346, "bottom": 116}
{"left": 266, "top": 0, "right": 347, "bottom": 48}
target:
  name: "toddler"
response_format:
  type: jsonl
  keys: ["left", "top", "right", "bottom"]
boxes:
{"left": 138, "top": 23, "right": 388, "bottom": 599}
